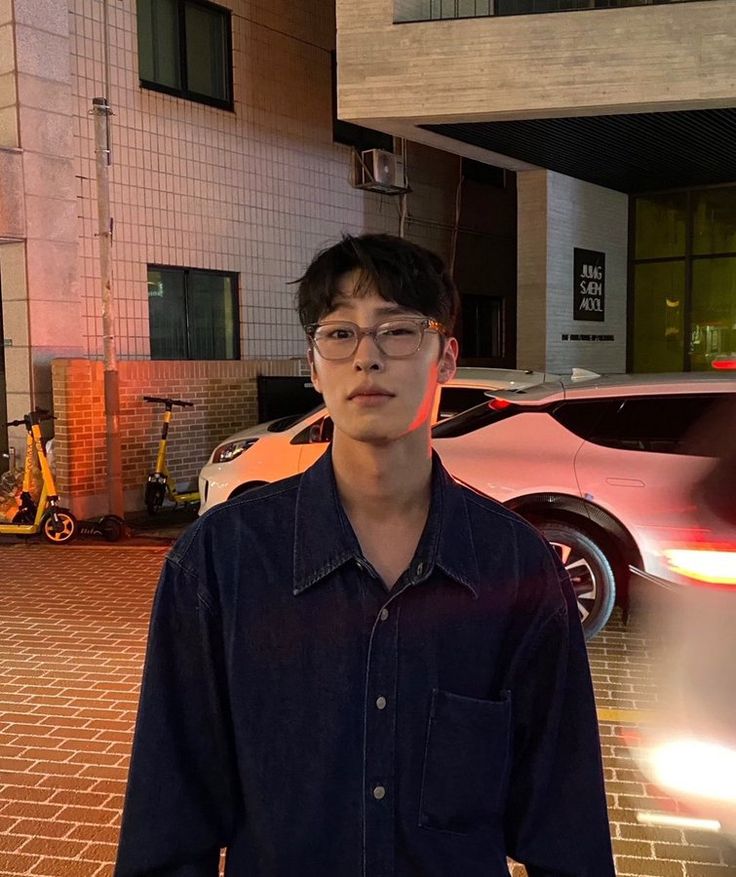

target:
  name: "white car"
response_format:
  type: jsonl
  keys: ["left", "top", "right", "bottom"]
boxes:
{"left": 198, "top": 367, "right": 555, "bottom": 515}
{"left": 432, "top": 371, "right": 736, "bottom": 637}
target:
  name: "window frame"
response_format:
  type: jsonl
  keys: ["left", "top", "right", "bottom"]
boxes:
{"left": 138, "top": 0, "right": 234, "bottom": 111}
{"left": 147, "top": 264, "right": 240, "bottom": 361}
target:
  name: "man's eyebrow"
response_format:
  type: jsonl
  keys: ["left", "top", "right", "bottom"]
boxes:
{"left": 329, "top": 300, "right": 416, "bottom": 317}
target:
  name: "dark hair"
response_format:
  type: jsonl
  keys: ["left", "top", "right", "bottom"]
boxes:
{"left": 296, "top": 234, "right": 459, "bottom": 332}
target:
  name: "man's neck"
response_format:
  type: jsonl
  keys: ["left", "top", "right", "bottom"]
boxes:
{"left": 331, "top": 431, "right": 433, "bottom": 524}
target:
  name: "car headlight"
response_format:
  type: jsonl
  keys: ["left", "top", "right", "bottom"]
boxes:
{"left": 212, "top": 438, "right": 258, "bottom": 464}
{"left": 649, "top": 738, "right": 736, "bottom": 803}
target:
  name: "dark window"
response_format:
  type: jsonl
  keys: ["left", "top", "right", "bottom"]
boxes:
{"left": 461, "top": 295, "right": 503, "bottom": 359}
{"left": 331, "top": 52, "right": 393, "bottom": 152}
{"left": 587, "top": 395, "right": 728, "bottom": 455}
{"left": 552, "top": 399, "right": 618, "bottom": 440}
{"left": 437, "top": 387, "right": 490, "bottom": 420}
{"left": 148, "top": 266, "right": 239, "bottom": 360}
{"left": 461, "top": 159, "right": 506, "bottom": 188}
{"left": 137, "top": 0, "right": 232, "bottom": 109}
{"left": 292, "top": 416, "right": 334, "bottom": 446}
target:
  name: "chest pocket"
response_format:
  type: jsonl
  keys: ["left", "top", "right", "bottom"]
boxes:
{"left": 419, "top": 688, "right": 511, "bottom": 834}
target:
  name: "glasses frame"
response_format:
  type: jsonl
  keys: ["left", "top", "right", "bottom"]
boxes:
{"left": 306, "top": 317, "right": 448, "bottom": 361}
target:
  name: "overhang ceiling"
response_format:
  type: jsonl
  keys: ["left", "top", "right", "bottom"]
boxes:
{"left": 423, "top": 107, "right": 736, "bottom": 193}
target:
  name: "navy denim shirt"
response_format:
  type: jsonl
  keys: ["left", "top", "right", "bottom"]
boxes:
{"left": 115, "top": 450, "right": 614, "bottom": 877}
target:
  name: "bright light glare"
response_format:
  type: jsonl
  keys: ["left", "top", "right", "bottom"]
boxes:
{"left": 637, "top": 812, "right": 722, "bottom": 832}
{"left": 663, "top": 548, "right": 736, "bottom": 584}
{"left": 650, "top": 739, "right": 736, "bottom": 802}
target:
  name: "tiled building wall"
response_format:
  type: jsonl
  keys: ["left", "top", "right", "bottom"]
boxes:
{"left": 517, "top": 169, "right": 628, "bottom": 373}
{"left": 546, "top": 171, "right": 628, "bottom": 375}
{"left": 51, "top": 357, "right": 305, "bottom": 517}
{"left": 68, "top": 0, "right": 459, "bottom": 362}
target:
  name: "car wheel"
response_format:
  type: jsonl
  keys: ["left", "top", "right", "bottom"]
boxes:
{"left": 538, "top": 522, "right": 616, "bottom": 640}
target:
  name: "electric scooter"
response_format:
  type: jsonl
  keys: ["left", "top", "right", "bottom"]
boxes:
{"left": 143, "top": 396, "right": 200, "bottom": 515}
{"left": 0, "top": 409, "right": 78, "bottom": 543}
{"left": 0, "top": 409, "right": 126, "bottom": 543}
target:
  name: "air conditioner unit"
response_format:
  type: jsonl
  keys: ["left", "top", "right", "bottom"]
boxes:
{"left": 357, "top": 148, "right": 408, "bottom": 194}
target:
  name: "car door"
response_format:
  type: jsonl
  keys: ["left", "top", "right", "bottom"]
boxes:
{"left": 573, "top": 393, "right": 725, "bottom": 568}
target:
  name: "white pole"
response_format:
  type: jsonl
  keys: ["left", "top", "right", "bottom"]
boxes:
{"left": 92, "top": 96, "right": 123, "bottom": 518}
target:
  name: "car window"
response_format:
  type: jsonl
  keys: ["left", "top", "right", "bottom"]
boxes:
{"left": 291, "top": 416, "right": 333, "bottom": 445}
{"left": 438, "top": 387, "right": 492, "bottom": 420}
{"left": 552, "top": 400, "right": 618, "bottom": 440}
{"left": 268, "top": 404, "right": 324, "bottom": 433}
{"left": 587, "top": 394, "right": 731, "bottom": 455}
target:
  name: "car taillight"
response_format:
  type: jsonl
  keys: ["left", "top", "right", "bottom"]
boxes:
{"left": 711, "top": 357, "right": 736, "bottom": 370}
{"left": 487, "top": 398, "right": 512, "bottom": 411}
{"left": 662, "top": 543, "right": 736, "bottom": 585}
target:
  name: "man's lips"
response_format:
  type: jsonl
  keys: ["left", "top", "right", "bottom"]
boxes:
{"left": 348, "top": 387, "right": 395, "bottom": 400}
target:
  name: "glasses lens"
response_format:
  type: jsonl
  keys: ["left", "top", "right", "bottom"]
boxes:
{"left": 313, "top": 323, "right": 358, "bottom": 359}
{"left": 375, "top": 320, "right": 423, "bottom": 357}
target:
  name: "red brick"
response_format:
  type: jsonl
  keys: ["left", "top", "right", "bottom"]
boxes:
{"left": 19, "top": 836, "right": 88, "bottom": 857}
{"left": 11, "top": 819, "right": 76, "bottom": 839}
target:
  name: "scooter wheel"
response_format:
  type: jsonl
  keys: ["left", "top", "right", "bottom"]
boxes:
{"left": 145, "top": 482, "right": 166, "bottom": 516}
{"left": 100, "top": 515, "right": 125, "bottom": 542}
{"left": 41, "top": 509, "right": 78, "bottom": 544}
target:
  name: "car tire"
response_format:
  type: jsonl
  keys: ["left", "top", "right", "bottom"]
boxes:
{"left": 537, "top": 522, "right": 616, "bottom": 640}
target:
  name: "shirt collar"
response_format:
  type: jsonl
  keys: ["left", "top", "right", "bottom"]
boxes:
{"left": 293, "top": 447, "right": 480, "bottom": 598}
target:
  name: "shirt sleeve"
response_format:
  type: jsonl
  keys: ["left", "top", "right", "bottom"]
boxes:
{"left": 502, "top": 560, "right": 615, "bottom": 877}
{"left": 114, "top": 556, "right": 240, "bottom": 877}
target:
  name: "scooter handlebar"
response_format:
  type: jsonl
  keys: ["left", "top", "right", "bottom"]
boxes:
{"left": 6, "top": 410, "right": 55, "bottom": 427}
{"left": 143, "top": 396, "right": 195, "bottom": 408}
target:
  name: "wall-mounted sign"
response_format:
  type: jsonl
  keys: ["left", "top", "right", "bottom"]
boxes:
{"left": 574, "top": 248, "right": 605, "bottom": 322}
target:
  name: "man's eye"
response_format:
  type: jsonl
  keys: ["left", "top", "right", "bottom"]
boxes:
{"left": 325, "top": 328, "right": 354, "bottom": 340}
{"left": 381, "top": 325, "right": 417, "bottom": 337}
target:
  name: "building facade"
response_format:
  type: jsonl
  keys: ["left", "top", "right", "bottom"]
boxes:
{"left": 2, "top": 0, "right": 735, "bottom": 512}
{"left": 0, "top": 0, "right": 465, "bottom": 511}
{"left": 336, "top": 0, "right": 736, "bottom": 373}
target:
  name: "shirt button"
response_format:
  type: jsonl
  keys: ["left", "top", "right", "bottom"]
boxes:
{"left": 373, "top": 785, "right": 386, "bottom": 800}
{"left": 379, "top": 608, "right": 389, "bottom": 622}
{"left": 376, "top": 696, "right": 387, "bottom": 710}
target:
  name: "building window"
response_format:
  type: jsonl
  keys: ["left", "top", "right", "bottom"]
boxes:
{"left": 137, "top": 0, "right": 233, "bottom": 110}
{"left": 631, "top": 186, "right": 736, "bottom": 372}
{"left": 147, "top": 266, "right": 240, "bottom": 360}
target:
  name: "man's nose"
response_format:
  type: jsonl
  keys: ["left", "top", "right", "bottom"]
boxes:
{"left": 353, "top": 331, "right": 384, "bottom": 371}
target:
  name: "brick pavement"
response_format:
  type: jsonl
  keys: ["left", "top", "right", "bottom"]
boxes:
{"left": 1, "top": 542, "right": 735, "bottom": 876}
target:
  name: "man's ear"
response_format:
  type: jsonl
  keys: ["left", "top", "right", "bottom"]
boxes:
{"left": 307, "top": 346, "right": 322, "bottom": 394}
{"left": 438, "top": 337, "right": 459, "bottom": 385}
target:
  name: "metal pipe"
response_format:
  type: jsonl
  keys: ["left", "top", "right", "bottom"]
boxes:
{"left": 92, "top": 96, "right": 123, "bottom": 518}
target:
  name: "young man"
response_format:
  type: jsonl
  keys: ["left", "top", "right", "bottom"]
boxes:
{"left": 115, "top": 234, "right": 614, "bottom": 876}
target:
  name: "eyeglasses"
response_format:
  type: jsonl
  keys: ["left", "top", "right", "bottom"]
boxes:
{"left": 306, "top": 318, "right": 447, "bottom": 361}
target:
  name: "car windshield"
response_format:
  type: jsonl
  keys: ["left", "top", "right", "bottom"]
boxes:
{"left": 267, "top": 404, "right": 324, "bottom": 433}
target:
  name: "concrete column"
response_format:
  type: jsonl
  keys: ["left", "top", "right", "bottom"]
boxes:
{"left": 4, "top": 0, "right": 83, "bottom": 426}
{"left": 517, "top": 169, "right": 628, "bottom": 374}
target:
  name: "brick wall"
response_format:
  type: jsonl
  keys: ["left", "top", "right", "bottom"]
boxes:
{"left": 51, "top": 358, "right": 306, "bottom": 517}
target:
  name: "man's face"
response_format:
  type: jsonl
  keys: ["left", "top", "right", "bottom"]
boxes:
{"left": 308, "top": 270, "right": 458, "bottom": 445}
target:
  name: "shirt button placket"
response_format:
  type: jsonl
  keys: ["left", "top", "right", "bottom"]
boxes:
{"left": 364, "top": 601, "right": 398, "bottom": 876}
